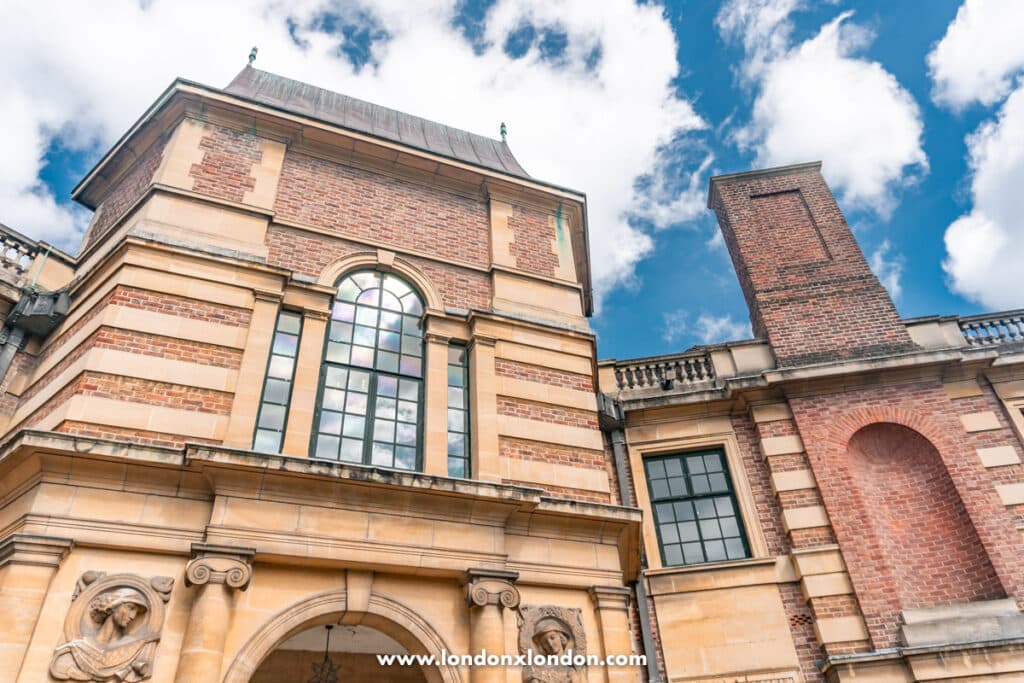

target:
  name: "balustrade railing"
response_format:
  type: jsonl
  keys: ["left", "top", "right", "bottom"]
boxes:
{"left": 959, "top": 311, "right": 1024, "bottom": 346}
{"left": 0, "top": 223, "right": 38, "bottom": 285}
{"left": 611, "top": 351, "right": 715, "bottom": 391}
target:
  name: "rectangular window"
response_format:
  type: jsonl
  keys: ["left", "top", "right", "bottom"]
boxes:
{"left": 644, "top": 449, "right": 749, "bottom": 567}
{"left": 253, "top": 310, "right": 303, "bottom": 453}
{"left": 446, "top": 345, "right": 470, "bottom": 477}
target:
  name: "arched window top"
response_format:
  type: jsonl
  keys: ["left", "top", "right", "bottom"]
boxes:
{"left": 336, "top": 270, "right": 424, "bottom": 317}
{"left": 328, "top": 270, "right": 425, "bottom": 378}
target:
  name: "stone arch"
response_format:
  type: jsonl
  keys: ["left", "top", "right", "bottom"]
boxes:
{"left": 317, "top": 251, "right": 444, "bottom": 312}
{"left": 222, "top": 590, "right": 461, "bottom": 683}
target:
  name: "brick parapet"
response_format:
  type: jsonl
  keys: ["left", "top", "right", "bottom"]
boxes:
{"left": 188, "top": 125, "right": 262, "bottom": 203}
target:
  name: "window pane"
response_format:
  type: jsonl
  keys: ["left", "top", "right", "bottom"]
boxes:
{"left": 321, "top": 388, "right": 345, "bottom": 412}
{"left": 448, "top": 433, "right": 465, "bottom": 456}
{"left": 326, "top": 343, "right": 350, "bottom": 364}
{"left": 400, "top": 356, "right": 422, "bottom": 377}
{"left": 254, "top": 429, "right": 281, "bottom": 453}
{"left": 383, "top": 274, "right": 410, "bottom": 297}
{"left": 371, "top": 443, "right": 393, "bottom": 466}
{"left": 447, "top": 409, "right": 465, "bottom": 432}
{"left": 396, "top": 423, "right": 417, "bottom": 446}
{"left": 259, "top": 404, "right": 286, "bottom": 430}
{"left": 264, "top": 378, "right": 290, "bottom": 404}
{"left": 380, "top": 311, "right": 402, "bottom": 331}
{"left": 351, "top": 346, "right": 374, "bottom": 367}
{"left": 316, "top": 435, "right": 339, "bottom": 460}
{"left": 340, "top": 438, "right": 362, "bottom": 462}
{"left": 397, "top": 400, "right": 418, "bottom": 422}
{"left": 343, "top": 416, "right": 365, "bottom": 438}
{"left": 277, "top": 312, "right": 302, "bottom": 334}
{"left": 448, "top": 366, "right": 465, "bottom": 387}
{"left": 348, "top": 371, "right": 370, "bottom": 392}
{"left": 326, "top": 366, "right": 348, "bottom": 389}
{"left": 395, "top": 446, "right": 416, "bottom": 470}
{"left": 398, "top": 379, "right": 418, "bottom": 400}
{"left": 644, "top": 451, "right": 749, "bottom": 567}
{"left": 356, "top": 306, "right": 378, "bottom": 326}
{"left": 345, "top": 393, "right": 367, "bottom": 415}
{"left": 268, "top": 355, "right": 294, "bottom": 379}
{"left": 337, "top": 279, "right": 360, "bottom": 302}
{"left": 448, "top": 457, "right": 466, "bottom": 478}
{"left": 272, "top": 332, "right": 297, "bottom": 356}
{"left": 318, "top": 411, "right": 342, "bottom": 435}
{"left": 381, "top": 291, "right": 402, "bottom": 312}
{"left": 448, "top": 346, "right": 466, "bottom": 364}
{"left": 357, "top": 288, "right": 380, "bottom": 306}
{"left": 353, "top": 325, "right": 376, "bottom": 346}
{"left": 373, "top": 419, "right": 395, "bottom": 442}
{"left": 448, "top": 387, "right": 465, "bottom": 409}
{"left": 333, "top": 302, "right": 355, "bottom": 321}
{"left": 377, "top": 351, "right": 399, "bottom": 373}
{"left": 375, "top": 397, "right": 397, "bottom": 420}
{"left": 379, "top": 331, "right": 400, "bottom": 352}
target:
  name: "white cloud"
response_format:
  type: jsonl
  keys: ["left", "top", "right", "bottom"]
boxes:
{"left": 928, "top": 0, "right": 1024, "bottom": 110}
{"left": 943, "top": 84, "right": 1024, "bottom": 309}
{"left": 868, "top": 239, "right": 903, "bottom": 299}
{"left": 662, "top": 310, "right": 751, "bottom": 345}
{"left": 0, "top": 0, "right": 704, "bottom": 304}
{"left": 718, "top": 2, "right": 927, "bottom": 215}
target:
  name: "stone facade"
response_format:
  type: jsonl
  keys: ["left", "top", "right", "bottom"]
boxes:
{"left": 0, "top": 67, "right": 1021, "bottom": 683}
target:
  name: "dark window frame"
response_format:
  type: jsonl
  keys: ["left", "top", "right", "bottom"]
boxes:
{"left": 252, "top": 309, "right": 304, "bottom": 454}
{"left": 644, "top": 448, "right": 751, "bottom": 567}
{"left": 309, "top": 270, "right": 426, "bottom": 471}
{"left": 446, "top": 343, "right": 470, "bottom": 478}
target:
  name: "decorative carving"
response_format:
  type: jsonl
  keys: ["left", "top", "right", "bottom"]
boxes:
{"left": 50, "top": 571, "right": 173, "bottom": 682}
{"left": 464, "top": 568, "right": 520, "bottom": 609}
{"left": 518, "top": 605, "right": 587, "bottom": 683}
{"left": 184, "top": 543, "right": 254, "bottom": 591}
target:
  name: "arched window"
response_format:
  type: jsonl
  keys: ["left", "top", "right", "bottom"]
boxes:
{"left": 312, "top": 270, "right": 424, "bottom": 470}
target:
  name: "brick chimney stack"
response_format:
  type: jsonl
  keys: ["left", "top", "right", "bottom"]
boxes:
{"left": 708, "top": 162, "right": 917, "bottom": 367}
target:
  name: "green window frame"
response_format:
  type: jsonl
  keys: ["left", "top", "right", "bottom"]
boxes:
{"left": 644, "top": 449, "right": 750, "bottom": 566}
{"left": 311, "top": 270, "right": 425, "bottom": 470}
{"left": 446, "top": 344, "right": 470, "bottom": 477}
{"left": 253, "top": 310, "right": 303, "bottom": 453}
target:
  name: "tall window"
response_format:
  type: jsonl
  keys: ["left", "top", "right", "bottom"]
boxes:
{"left": 253, "top": 310, "right": 302, "bottom": 453}
{"left": 312, "top": 271, "right": 424, "bottom": 470}
{"left": 645, "top": 449, "right": 749, "bottom": 566}
{"left": 446, "top": 345, "right": 470, "bottom": 477}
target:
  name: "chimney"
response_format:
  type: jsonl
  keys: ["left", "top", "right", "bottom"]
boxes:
{"left": 707, "top": 162, "right": 916, "bottom": 367}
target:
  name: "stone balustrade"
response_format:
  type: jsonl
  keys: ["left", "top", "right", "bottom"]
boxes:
{"left": 0, "top": 223, "right": 38, "bottom": 287}
{"left": 959, "top": 311, "right": 1024, "bottom": 346}
{"left": 609, "top": 350, "right": 715, "bottom": 391}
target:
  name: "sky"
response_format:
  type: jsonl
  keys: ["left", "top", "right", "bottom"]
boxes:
{"left": 3, "top": 0, "right": 1023, "bottom": 360}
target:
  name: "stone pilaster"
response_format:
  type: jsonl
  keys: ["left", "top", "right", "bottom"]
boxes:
{"left": 469, "top": 336, "right": 500, "bottom": 483}
{"left": 0, "top": 534, "right": 73, "bottom": 682}
{"left": 424, "top": 332, "right": 452, "bottom": 477}
{"left": 589, "top": 586, "right": 633, "bottom": 682}
{"left": 174, "top": 544, "right": 254, "bottom": 683}
{"left": 465, "top": 568, "right": 519, "bottom": 683}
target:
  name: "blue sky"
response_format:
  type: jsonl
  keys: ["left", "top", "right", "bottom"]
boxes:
{"left": 4, "top": 0, "right": 1023, "bottom": 361}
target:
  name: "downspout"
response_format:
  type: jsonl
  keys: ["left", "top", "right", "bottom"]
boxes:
{"left": 0, "top": 287, "right": 71, "bottom": 386}
{"left": 602, "top": 394, "right": 663, "bottom": 683}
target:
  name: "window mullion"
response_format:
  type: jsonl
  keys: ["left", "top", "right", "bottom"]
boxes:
{"left": 363, "top": 371, "right": 379, "bottom": 465}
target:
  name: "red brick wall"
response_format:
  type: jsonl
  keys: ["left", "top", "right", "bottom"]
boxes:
{"left": 109, "top": 286, "right": 252, "bottom": 326}
{"left": 709, "top": 167, "right": 916, "bottom": 366}
{"left": 790, "top": 382, "right": 1024, "bottom": 648}
{"left": 188, "top": 124, "right": 262, "bottom": 203}
{"left": 81, "top": 135, "right": 167, "bottom": 252}
{"left": 274, "top": 151, "right": 490, "bottom": 267}
{"left": 848, "top": 423, "right": 1003, "bottom": 622}
{"left": 265, "top": 226, "right": 491, "bottom": 312}
{"left": 508, "top": 205, "right": 559, "bottom": 277}
{"left": 495, "top": 359, "right": 593, "bottom": 392}
{"left": 496, "top": 396, "right": 598, "bottom": 430}
{"left": 56, "top": 421, "right": 217, "bottom": 448}
{"left": 779, "top": 582, "right": 824, "bottom": 683}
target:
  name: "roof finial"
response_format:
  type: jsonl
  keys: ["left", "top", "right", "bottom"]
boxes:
{"left": 248, "top": 46, "right": 258, "bottom": 65}
{"left": 500, "top": 122, "right": 507, "bottom": 143}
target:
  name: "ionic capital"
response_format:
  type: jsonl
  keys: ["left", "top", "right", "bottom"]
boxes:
{"left": 464, "top": 568, "right": 520, "bottom": 609}
{"left": 184, "top": 543, "right": 255, "bottom": 591}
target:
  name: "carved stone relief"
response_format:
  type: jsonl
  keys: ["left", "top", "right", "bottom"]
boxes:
{"left": 50, "top": 571, "right": 174, "bottom": 682}
{"left": 518, "top": 605, "right": 587, "bottom": 683}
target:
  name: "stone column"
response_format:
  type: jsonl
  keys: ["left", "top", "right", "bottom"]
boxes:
{"left": 468, "top": 336, "right": 501, "bottom": 483}
{"left": 281, "top": 308, "right": 330, "bottom": 456}
{"left": 465, "top": 568, "right": 519, "bottom": 683}
{"left": 589, "top": 586, "right": 633, "bottom": 683}
{"left": 174, "top": 544, "right": 254, "bottom": 683}
{"left": 0, "top": 534, "right": 73, "bottom": 682}
{"left": 423, "top": 332, "right": 452, "bottom": 476}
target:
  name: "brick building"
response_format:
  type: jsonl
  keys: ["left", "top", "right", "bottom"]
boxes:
{"left": 0, "top": 66, "right": 1022, "bottom": 683}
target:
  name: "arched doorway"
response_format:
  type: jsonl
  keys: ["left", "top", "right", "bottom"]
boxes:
{"left": 221, "top": 590, "right": 460, "bottom": 683}
{"left": 250, "top": 623, "right": 427, "bottom": 683}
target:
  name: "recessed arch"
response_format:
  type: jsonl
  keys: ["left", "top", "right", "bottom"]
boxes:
{"left": 317, "top": 251, "right": 444, "bottom": 312}
{"left": 221, "top": 590, "right": 460, "bottom": 683}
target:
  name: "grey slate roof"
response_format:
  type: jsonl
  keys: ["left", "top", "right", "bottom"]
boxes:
{"left": 224, "top": 66, "right": 530, "bottom": 178}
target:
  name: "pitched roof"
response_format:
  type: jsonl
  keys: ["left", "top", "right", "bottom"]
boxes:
{"left": 225, "top": 66, "right": 530, "bottom": 179}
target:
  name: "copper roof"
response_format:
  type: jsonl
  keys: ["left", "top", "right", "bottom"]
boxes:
{"left": 225, "top": 66, "right": 530, "bottom": 179}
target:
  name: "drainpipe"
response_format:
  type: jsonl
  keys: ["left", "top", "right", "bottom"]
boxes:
{"left": 600, "top": 393, "right": 663, "bottom": 683}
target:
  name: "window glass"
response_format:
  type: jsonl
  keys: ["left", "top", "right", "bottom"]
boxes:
{"left": 446, "top": 345, "right": 470, "bottom": 478}
{"left": 253, "top": 311, "right": 303, "bottom": 453}
{"left": 313, "top": 271, "right": 424, "bottom": 470}
{"left": 644, "top": 449, "right": 749, "bottom": 566}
